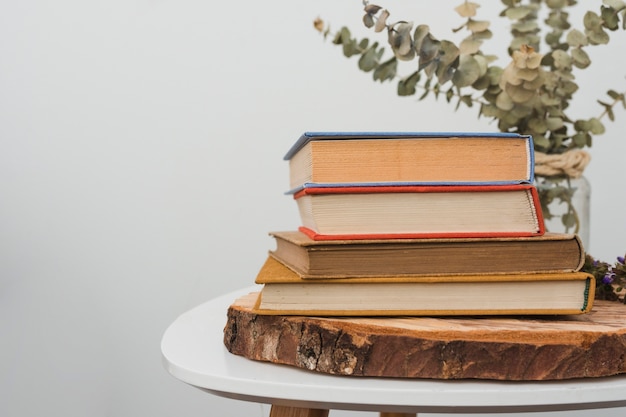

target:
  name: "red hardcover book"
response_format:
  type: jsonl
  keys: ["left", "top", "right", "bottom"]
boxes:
{"left": 293, "top": 184, "right": 545, "bottom": 240}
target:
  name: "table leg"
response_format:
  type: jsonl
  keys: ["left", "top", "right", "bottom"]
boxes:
{"left": 269, "top": 405, "right": 329, "bottom": 417}
{"left": 380, "top": 413, "right": 417, "bottom": 417}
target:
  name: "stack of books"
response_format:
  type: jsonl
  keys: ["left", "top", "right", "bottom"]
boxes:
{"left": 253, "top": 132, "right": 595, "bottom": 316}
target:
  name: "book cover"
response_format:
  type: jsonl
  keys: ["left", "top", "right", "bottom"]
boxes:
{"left": 293, "top": 184, "right": 545, "bottom": 240}
{"left": 268, "top": 230, "right": 585, "bottom": 278}
{"left": 284, "top": 131, "right": 535, "bottom": 192}
{"left": 253, "top": 257, "right": 595, "bottom": 316}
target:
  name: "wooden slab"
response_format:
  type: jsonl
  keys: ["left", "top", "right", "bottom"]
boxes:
{"left": 223, "top": 293, "right": 626, "bottom": 381}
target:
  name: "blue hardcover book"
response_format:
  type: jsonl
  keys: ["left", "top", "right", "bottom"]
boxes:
{"left": 284, "top": 132, "right": 535, "bottom": 193}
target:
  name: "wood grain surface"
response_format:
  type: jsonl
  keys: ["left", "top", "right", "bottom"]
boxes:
{"left": 223, "top": 293, "right": 626, "bottom": 381}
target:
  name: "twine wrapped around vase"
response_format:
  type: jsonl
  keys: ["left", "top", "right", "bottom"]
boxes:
{"left": 534, "top": 149, "right": 591, "bottom": 178}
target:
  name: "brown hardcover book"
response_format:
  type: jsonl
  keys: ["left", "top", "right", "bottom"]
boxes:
{"left": 253, "top": 257, "right": 595, "bottom": 316}
{"left": 284, "top": 132, "right": 534, "bottom": 191}
{"left": 268, "top": 231, "right": 585, "bottom": 279}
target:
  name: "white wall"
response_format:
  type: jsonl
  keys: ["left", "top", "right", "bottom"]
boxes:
{"left": 1, "top": 1, "right": 625, "bottom": 417}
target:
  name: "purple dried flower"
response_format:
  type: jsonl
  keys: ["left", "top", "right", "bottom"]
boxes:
{"left": 602, "top": 272, "right": 616, "bottom": 285}
{"left": 618, "top": 256, "right": 625, "bottom": 264}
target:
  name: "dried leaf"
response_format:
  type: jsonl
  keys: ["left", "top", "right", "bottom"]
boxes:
{"left": 375, "top": 9, "right": 390, "bottom": 32}
{"left": 586, "top": 28, "right": 610, "bottom": 44}
{"left": 505, "top": 6, "right": 534, "bottom": 20}
{"left": 455, "top": 2, "right": 479, "bottom": 18}
{"left": 603, "top": 0, "right": 626, "bottom": 9}
{"left": 397, "top": 71, "right": 420, "bottom": 96}
{"left": 571, "top": 48, "right": 591, "bottom": 69}
{"left": 588, "top": 117, "right": 606, "bottom": 134}
{"left": 601, "top": 6, "right": 620, "bottom": 31}
{"left": 358, "top": 42, "right": 382, "bottom": 71}
{"left": 496, "top": 91, "right": 515, "bottom": 111}
{"left": 452, "top": 55, "right": 481, "bottom": 87}
{"left": 313, "top": 17, "right": 324, "bottom": 32}
{"left": 505, "top": 83, "right": 536, "bottom": 103}
{"left": 373, "top": 57, "right": 397, "bottom": 82}
{"left": 551, "top": 50, "right": 572, "bottom": 69}
{"left": 583, "top": 11, "right": 602, "bottom": 31}
{"left": 418, "top": 34, "right": 441, "bottom": 70}
{"left": 388, "top": 21, "right": 414, "bottom": 59}
{"left": 364, "top": 4, "right": 383, "bottom": 14}
{"left": 412, "top": 25, "right": 430, "bottom": 54}
{"left": 459, "top": 38, "right": 482, "bottom": 55}
{"left": 566, "top": 29, "right": 588, "bottom": 47}
{"left": 467, "top": 19, "right": 490, "bottom": 32}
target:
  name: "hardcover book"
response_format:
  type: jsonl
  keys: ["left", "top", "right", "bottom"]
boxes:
{"left": 253, "top": 257, "right": 595, "bottom": 316}
{"left": 293, "top": 184, "right": 545, "bottom": 240}
{"left": 284, "top": 131, "right": 534, "bottom": 192}
{"left": 268, "top": 230, "right": 585, "bottom": 279}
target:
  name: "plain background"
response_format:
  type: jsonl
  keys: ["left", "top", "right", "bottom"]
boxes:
{"left": 1, "top": 1, "right": 625, "bottom": 416}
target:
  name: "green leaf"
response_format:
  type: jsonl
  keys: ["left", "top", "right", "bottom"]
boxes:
{"left": 551, "top": 49, "right": 572, "bottom": 69}
{"left": 603, "top": 0, "right": 626, "bottom": 9}
{"left": 583, "top": 11, "right": 603, "bottom": 30}
{"left": 571, "top": 48, "right": 591, "bottom": 69}
{"left": 588, "top": 117, "right": 605, "bottom": 134}
{"left": 601, "top": 6, "right": 620, "bottom": 31}
{"left": 459, "top": 38, "right": 482, "bottom": 55}
{"left": 418, "top": 34, "right": 441, "bottom": 70}
{"left": 446, "top": 87, "right": 454, "bottom": 102}
{"left": 572, "top": 131, "right": 590, "bottom": 147}
{"left": 358, "top": 42, "right": 382, "bottom": 72}
{"left": 397, "top": 71, "right": 420, "bottom": 96}
{"left": 587, "top": 28, "right": 610, "bottom": 44}
{"left": 566, "top": 29, "right": 588, "bottom": 47}
{"left": 607, "top": 89, "right": 623, "bottom": 100}
{"left": 451, "top": 55, "right": 481, "bottom": 87}
{"left": 412, "top": 25, "right": 430, "bottom": 53}
{"left": 562, "top": 212, "right": 577, "bottom": 229}
{"left": 373, "top": 57, "right": 397, "bottom": 82}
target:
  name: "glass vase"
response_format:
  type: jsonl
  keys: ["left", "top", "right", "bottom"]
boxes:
{"left": 534, "top": 175, "right": 591, "bottom": 250}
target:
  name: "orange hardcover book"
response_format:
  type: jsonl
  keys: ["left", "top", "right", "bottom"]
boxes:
{"left": 293, "top": 184, "right": 545, "bottom": 240}
{"left": 284, "top": 132, "right": 535, "bottom": 191}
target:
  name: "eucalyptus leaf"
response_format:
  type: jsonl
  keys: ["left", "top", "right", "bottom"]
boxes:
{"left": 418, "top": 34, "right": 441, "bottom": 70}
{"left": 397, "top": 71, "right": 420, "bottom": 96}
{"left": 586, "top": 28, "right": 610, "bottom": 44}
{"left": 467, "top": 19, "right": 490, "bottom": 32}
{"left": 571, "top": 48, "right": 591, "bottom": 69}
{"left": 588, "top": 117, "right": 606, "bottom": 134}
{"left": 358, "top": 42, "right": 383, "bottom": 71}
{"left": 459, "top": 38, "right": 482, "bottom": 54}
{"left": 551, "top": 49, "right": 571, "bottom": 69}
{"left": 583, "top": 11, "right": 603, "bottom": 30}
{"left": 566, "top": 29, "right": 588, "bottom": 47}
{"left": 455, "top": 2, "right": 479, "bottom": 18}
{"left": 452, "top": 55, "right": 481, "bottom": 87}
{"left": 373, "top": 57, "right": 397, "bottom": 82}
{"left": 601, "top": 6, "right": 620, "bottom": 31}
{"left": 505, "top": 6, "right": 534, "bottom": 20}
{"left": 412, "top": 24, "right": 430, "bottom": 53}
{"left": 546, "top": 0, "right": 568, "bottom": 8}
{"left": 603, "top": 0, "right": 626, "bottom": 9}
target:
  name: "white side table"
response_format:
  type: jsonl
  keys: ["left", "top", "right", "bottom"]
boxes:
{"left": 161, "top": 286, "right": 626, "bottom": 417}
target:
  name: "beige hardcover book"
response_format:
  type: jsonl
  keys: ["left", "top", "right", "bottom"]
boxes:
{"left": 253, "top": 257, "right": 595, "bottom": 316}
